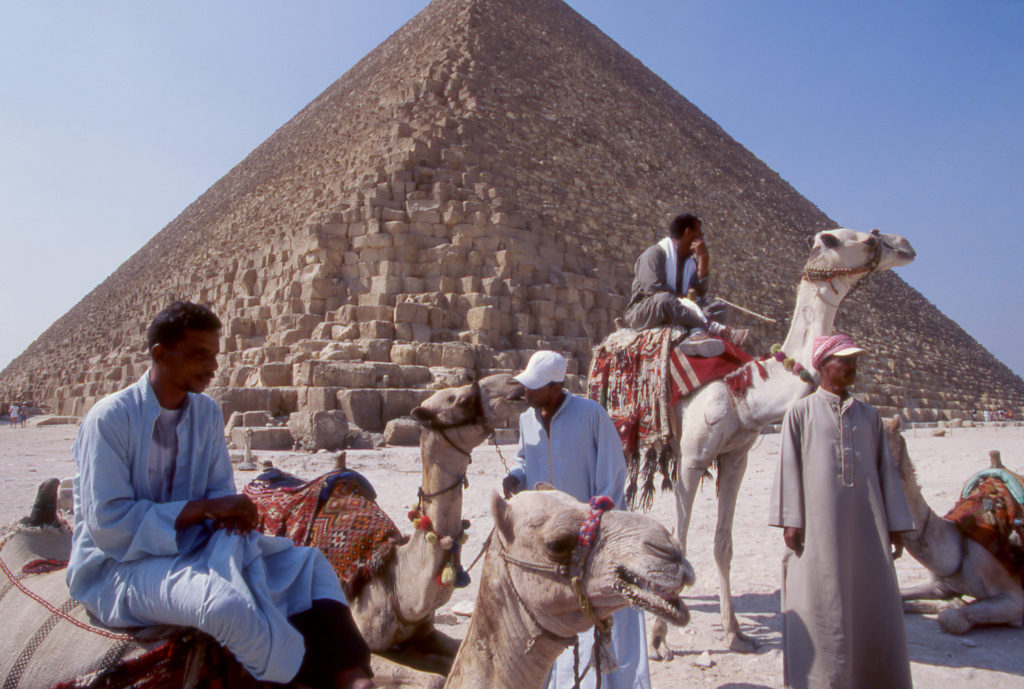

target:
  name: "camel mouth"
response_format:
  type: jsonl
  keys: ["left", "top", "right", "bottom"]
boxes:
{"left": 613, "top": 566, "right": 689, "bottom": 627}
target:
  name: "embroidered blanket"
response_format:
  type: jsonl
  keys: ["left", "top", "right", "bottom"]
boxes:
{"left": 945, "top": 470, "right": 1024, "bottom": 583}
{"left": 0, "top": 529, "right": 271, "bottom": 689}
{"left": 244, "top": 468, "right": 404, "bottom": 598}
{"left": 587, "top": 328, "right": 751, "bottom": 509}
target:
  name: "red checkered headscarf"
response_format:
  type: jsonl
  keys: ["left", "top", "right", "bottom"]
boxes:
{"left": 811, "top": 333, "right": 866, "bottom": 370}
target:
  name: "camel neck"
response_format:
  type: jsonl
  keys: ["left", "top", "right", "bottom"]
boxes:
{"left": 780, "top": 279, "right": 849, "bottom": 370}
{"left": 446, "top": 554, "right": 572, "bottom": 689}
{"left": 418, "top": 438, "right": 470, "bottom": 538}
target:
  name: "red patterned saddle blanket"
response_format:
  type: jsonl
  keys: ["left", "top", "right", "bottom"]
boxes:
{"left": 587, "top": 328, "right": 750, "bottom": 509}
{"left": 244, "top": 468, "right": 404, "bottom": 598}
{"left": 945, "top": 469, "right": 1024, "bottom": 582}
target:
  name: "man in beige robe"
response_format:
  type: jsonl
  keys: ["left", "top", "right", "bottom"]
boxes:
{"left": 769, "top": 334, "right": 915, "bottom": 689}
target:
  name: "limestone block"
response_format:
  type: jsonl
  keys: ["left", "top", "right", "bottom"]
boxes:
{"left": 390, "top": 343, "right": 418, "bottom": 365}
{"left": 298, "top": 387, "right": 340, "bottom": 412}
{"left": 331, "top": 324, "right": 361, "bottom": 340}
{"left": 359, "top": 339, "right": 392, "bottom": 362}
{"left": 230, "top": 427, "right": 292, "bottom": 451}
{"left": 360, "top": 320, "right": 395, "bottom": 339}
{"left": 382, "top": 388, "right": 434, "bottom": 423}
{"left": 225, "top": 411, "right": 244, "bottom": 437}
{"left": 383, "top": 418, "right": 421, "bottom": 446}
{"left": 288, "top": 410, "right": 349, "bottom": 452}
{"left": 320, "top": 342, "right": 363, "bottom": 361}
{"left": 259, "top": 363, "right": 292, "bottom": 387}
{"left": 356, "top": 305, "right": 393, "bottom": 321}
{"left": 297, "top": 361, "right": 377, "bottom": 388}
{"left": 440, "top": 342, "right": 477, "bottom": 368}
{"left": 466, "top": 306, "right": 511, "bottom": 333}
{"left": 337, "top": 389, "right": 383, "bottom": 432}
{"left": 209, "top": 387, "right": 299, "bottom": 421}
{"left": 395, "top": 302, "right": 429, "bottom": 324}
{"left": 395, "top": 365, "right": 433, "bottom": 387}
{"left": 241, "top": 411, "right": 273, "bottom": 427}
{"left": 229, "top": 366, "right": 255, "bottom": 387}
{"left": 369, "top": 276, "right": 404, "bottom": 295}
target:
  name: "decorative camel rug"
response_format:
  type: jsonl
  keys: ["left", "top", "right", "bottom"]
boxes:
{"left": 946, "top": 468, "right": 1024, "bottom": 583}
{"left": 587, "top": 327, "right": 751, "bottom": 510}
{"left": 0, "top": 526, "right": 270, "bottom": 689}
{"left": 244, "top": 468, "right": 404, "bottom": 598}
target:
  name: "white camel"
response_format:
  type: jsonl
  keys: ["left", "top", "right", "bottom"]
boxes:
{"left": 444, "top": 489, "right": 695, "bottom": 689}
{"left": 651, "top": 228, "right": 915, "bottom": 652}
{"left": 885, "top": 417, "right": 1024, "bottom": 633}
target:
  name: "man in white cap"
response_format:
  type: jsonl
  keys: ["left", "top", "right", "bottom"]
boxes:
{"left": 502, "top": 350, "right": 650, "bottom": 689}
{"left": 769, "top": 333, "right": 914, "bottom": 689}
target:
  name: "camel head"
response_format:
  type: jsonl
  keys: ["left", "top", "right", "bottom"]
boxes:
{"left": 411, "top": 374, "right": 526, "bottom": 459}
{"left": 804, "top": 228, "right": 915, "bottom": 288}
{"left": 884, "top": 416, "right": 915, "bottom": 485}
{"left": 491, "top": 489, "right": 694, "bottom": 639}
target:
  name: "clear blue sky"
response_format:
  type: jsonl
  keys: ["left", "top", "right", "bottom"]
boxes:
{"left": 1, "top": 1, "right": 1021, "bottom": 378}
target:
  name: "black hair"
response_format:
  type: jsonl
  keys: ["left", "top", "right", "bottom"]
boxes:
{"left": 146, "top": 301, "right": 222, "bottom": 350}
{"left": 668, "top": 213, "right": 701, "bottom": 239}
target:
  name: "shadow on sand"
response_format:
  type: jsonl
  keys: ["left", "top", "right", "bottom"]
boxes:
{"left": 903, "top": 612, "right": 1024, "bottom": 678}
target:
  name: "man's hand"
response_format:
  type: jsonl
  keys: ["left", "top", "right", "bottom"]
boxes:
{"left": 502, "top": 475, "right": 521, "bottom": 500}
{"left": 890, "top": 531, "right": 904, "bottom": 560}
{"left": 176, "top": 494, "right": 259, "bottom": 533}
{"left": 783, "top": 526, "right": 804, "bottom": 556}
{"left": 691, "top": 236, "right": 710, "bottom": 278}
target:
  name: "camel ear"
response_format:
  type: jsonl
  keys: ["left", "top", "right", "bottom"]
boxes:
{"left": 885, "top": 415, "right": 901, "bottom": 432}
{"left": 491, "top": 492, "right": 515, "bottom": 544}
{"left": 534, "top": 481, "right": 556, "bottom": 491}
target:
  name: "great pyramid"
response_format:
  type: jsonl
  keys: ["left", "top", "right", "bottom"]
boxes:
{"left": 3, "top": 0, "right": 1022, "bottom": 439}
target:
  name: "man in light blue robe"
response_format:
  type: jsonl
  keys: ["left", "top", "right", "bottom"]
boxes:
{"left": 67, "top": 301, "right": 373, "bottom": 689}
{"left": 502, "top": 351, "right": 651, "bottom": 689}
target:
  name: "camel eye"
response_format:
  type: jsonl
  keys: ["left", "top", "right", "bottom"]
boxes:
{"left": 820, "top": 233, "right": 841, "bottom": 248}
{"left": 546, "top": 533, "right": 576, "bottom": 561}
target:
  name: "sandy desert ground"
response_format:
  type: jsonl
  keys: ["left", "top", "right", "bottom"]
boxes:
{"left": 2, "top": 418, "right": 1023, "bottom": 688}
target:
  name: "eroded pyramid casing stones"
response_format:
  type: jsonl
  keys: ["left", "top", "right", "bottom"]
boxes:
{"left": 1, "top": 0, "right": 1021, "bottom": 427}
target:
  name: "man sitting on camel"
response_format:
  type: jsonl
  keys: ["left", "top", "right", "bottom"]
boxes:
{"left": 66, "top": 301, "right": 374, "bottom": 689}
{"left": 624, "top": 213, "right": 748, "bottom": 357}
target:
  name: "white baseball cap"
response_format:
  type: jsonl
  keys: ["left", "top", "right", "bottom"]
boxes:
{"left": 514, "top": 350, "right": 567, "bottom": 389}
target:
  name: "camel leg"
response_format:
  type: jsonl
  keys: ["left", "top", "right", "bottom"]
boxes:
{"left": 901, "top": 578, "right": 961, "bottom": 614}
{"left": 673, "top": 464, "right": 706, "bottom": 556}
{"left": 713, "top": 450, "right": 757, "bottom": 653}
{"left": 937, "top": 594, "right": 1024, "bottom": 634}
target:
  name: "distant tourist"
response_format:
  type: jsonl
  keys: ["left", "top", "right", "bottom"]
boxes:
{"left": 67, "top": 301, "right": 374, "bottom": 688}
{"left": 769, "top": 334, "right": 915, "bottom": 689}
{"left": 8, "top": 403, "right": 18, "bottom": 430}
{"left": 18, "top": 402, "right": 27, "bottom": 428}
{"left": 623, "top": 213, "right": 747, "bottom": 357}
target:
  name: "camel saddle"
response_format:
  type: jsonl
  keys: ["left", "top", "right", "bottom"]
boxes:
{"left": 945, "top": 467, "right": 1024, "bottom": 582}
{"left": 244, "top": 467, "right": 404, "bottom": 599}
{"left": 0, "top": 521, "right": 272, "bottom": 689}
{"left": 587, "top": 327, "right": 751, "bottom": 510}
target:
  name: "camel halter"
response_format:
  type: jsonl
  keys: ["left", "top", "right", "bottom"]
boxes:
{"left": 415, "top": 379, "right": 489, "bottom": 459}
{"left": 802, "top": 229, "right": 884, "bottom": 296}
{"left": 498, "top": 496, "right": 617, "bottom": 688}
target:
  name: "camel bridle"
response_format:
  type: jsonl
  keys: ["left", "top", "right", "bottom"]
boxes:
{"left": 497, "top": 496, "right": 617, "bottom": 689}
{"left": 802, "top": 229, "right": 885, "bottom": 296}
